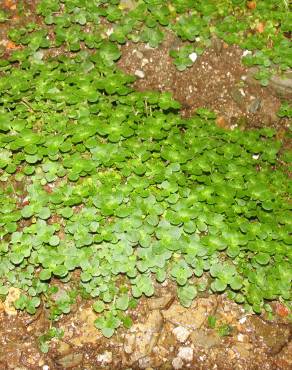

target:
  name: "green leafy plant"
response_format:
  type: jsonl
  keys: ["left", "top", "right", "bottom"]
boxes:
{"left": 0, "top": 0, "right": 291, "bottom": 341}
{"left": 170, "top": 44, "right": 198, "bottom": 71}
{"left": 277, "top": 102, "right": 292, "bottom": 118}
{"left": 38, "top": 327, "right": 64, "bottom": 353}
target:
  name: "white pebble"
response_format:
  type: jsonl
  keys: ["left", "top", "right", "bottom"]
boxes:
{"left": 242, "top": 50, "right": 252, "bottom": 57}
{"left": 96, "top": 351, "right": 112, "bottom": 364}
{"left": 172, "top": 357, "right": 184, "bottom": 369}
{"left": 134, "top": 70, "right": 145, "bottom": 78}
{"left": 239, "top": 88, "right": 246, "bottom": 97}
{"left": 141, "top": 58, "right": 149, "bottom": 67}
{"left": 188, "top": 52, "right": 198, "bottom": 63}
{"left": 237, "top": 333, "right": 245, "bottom": 342}
{"left": 105, "top": 28, "right": 114, "bottom": 36}
{"left": 178, "top": 346, "right": 193, "bottom": 362}
{"left": 172, "top": 326, "right": 190, "bottom": 343}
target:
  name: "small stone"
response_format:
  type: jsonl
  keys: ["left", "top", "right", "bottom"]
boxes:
{"left": 148, "top": 294, "right": 173, "bottom": 310}
{"left": 105, "top": 28, "right": 114, "bottom": 36}
{"left": 188, "top": 52, "right": 198, "bottom": 63}
{"left": 190, "top": 329, "right": 221, "bottom": 349}
{"left": 124, "top": 333, "right": 136, "bottom": 354}
{"left": 43, "top": 366, "right": 49, "bottom": 370}
{"left": 237, "top": 333, "right": 245, "bottom": 342}
{"left": 134, "top": 50, "right": 144, "bottom": 59}
{"left": 58, "top": 341, "right": 71, "bottom": 355}
{"left": 134, "top": 70, "right": 145, "bottom": 78}
{"left": 138, "top": 356, "right": 151, "bottom": 369}
{"left": 141, "top": 58, "right": 149, "bottom": 67}
{"left": 231, "top": 88, "right": 245, "bottom": 107}
{"left": 96, "top": 351, "right": 112, "bottom": 365}
{"left": 177, "top": 346, "right": 193, "bottom": 362}
{"left": 172, "top": 326, "right": 190, "bottom": 343}
{"left": 57, "top": 353, "right": 83, "bottom": 368}
{"left": 242, "top": 50, "right": 252, "bottom": 57}
{"left": 128, "top": 310, "right": 163, "bottom": 363}
{"left": 248, "top": 98, "right": 261, "bottom": 113}
{"left": 162, "top": 299, "right": 214, "bottom": 329}
{"left": 4, "top": 287, "right": 21, "bottom": 315}
{"left": 172, "top": 357, "right": 183, "bottom": 370}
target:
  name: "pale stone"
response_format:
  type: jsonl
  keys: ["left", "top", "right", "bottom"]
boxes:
{"left": 172, "top": 326, "right": 190, "bottom": 343}
{"left": 190, "top": 329, "right": 221, "bottom": 348}
{"left": 134, "top": 70, "right": 145, "bottom": 78}
{"left": 147, "top": 294, "right": 173, "bottom": 310}
{"left": 4, "top": 287, "right": 21, "bottom": 315}
{"left": 128, "top": 310, "right": 163, "bottom": 363}
{"left": 96, "top": 351, "right": 112, "bottom": 365}
{"left": 177, "top": 346, "right": 193, "bottom": 362}
{"left": 242, "top": 50, "right": 252, "bottom": 57}
{"left": 172, "top": 357, "right": 183, "bottom": 369}
{"left": 124, "top": 333, "right": 136, "bottom": 354}
{"left": 188, "top": 52, "right": 198, "bottom": 63}
{"left": 162, "top": 298, "right": 214, "bottom": 329}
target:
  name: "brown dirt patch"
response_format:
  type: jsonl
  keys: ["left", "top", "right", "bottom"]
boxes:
{"left": 118, "top": 32, "right": 288, "bottom": 130}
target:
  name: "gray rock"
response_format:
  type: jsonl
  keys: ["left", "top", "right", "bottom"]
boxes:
{"left": 248, "top": 98, "right": 261, "bottom": 113}
{"left": 269, "top": 71, "right": 292, "bottom": 98}
{"left": 212, "top": 37, "right": 223, "bottom": 55}
{"left": 231, "top": 88, "right": 245, "bottom": 108}
{"left": 246, "top": 68, "right": 292, "bottom": 99}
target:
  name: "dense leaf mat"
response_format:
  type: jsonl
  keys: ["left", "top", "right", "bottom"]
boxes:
{"left": 0, "top": 0, "right": 291, "bottom": 337}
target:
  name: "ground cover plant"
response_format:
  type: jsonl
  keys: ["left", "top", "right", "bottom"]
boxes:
{"left": 0, "top": 0, "right": 291, "bottom": 342}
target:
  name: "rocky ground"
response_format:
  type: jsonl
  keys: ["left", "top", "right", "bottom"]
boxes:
{"left": 0, "top": 282, "right": 291, "bottom": 369}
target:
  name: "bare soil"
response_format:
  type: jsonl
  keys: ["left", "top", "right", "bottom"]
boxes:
{"left": 117, "top": 32, "right": 290, "bottom": 131}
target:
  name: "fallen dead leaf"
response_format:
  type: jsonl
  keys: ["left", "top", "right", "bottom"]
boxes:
{"left": 256, "top": 22, "right": 265, "bottom": 34}
{"left": 247, "top": 1, "right": 256, "bottom": 10}
{"left": 216, "top": 116, "right": 229, "bottom": 129}
{"left": 6, "top": 40, "right": 18, "bottom": 50}
{"left": 275, "top": 302, "right": 289, "bottom": 318}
